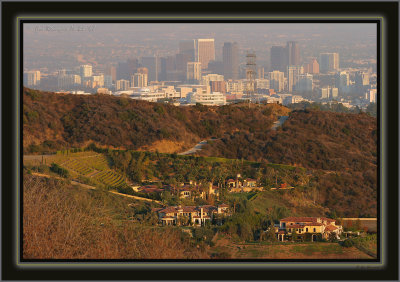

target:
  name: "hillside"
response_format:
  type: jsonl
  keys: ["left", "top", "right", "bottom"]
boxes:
{"left": 199, "top": 110, "right": 378, "bottom": 217}
{"left": 23, "top": 88, "right": 289, "bottom": 154}
{"left": 23, "top": 174, "right": 207, "bottom": 259}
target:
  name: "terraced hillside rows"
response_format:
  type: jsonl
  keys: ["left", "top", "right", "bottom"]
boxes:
{"left": 53, "top": 151, "right": 128, "bottom": 189}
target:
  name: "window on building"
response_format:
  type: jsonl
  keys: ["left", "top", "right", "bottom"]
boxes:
{"left": 306, "top": 228, "right": 308, "bottom": 232}
{"left": 313, "top": 228, "right": 316, "bottom": 232}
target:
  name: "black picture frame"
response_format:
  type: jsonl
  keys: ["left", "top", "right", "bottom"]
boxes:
{"left": 2, "top": 1, "right": 398, "bottom": 280}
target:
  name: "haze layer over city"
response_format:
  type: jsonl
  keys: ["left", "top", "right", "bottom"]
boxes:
{"left": 23, "top": 23, "right": 377, "bottom": 108}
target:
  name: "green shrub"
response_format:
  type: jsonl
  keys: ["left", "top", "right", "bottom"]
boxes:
{"left": 342, "top": 239, "right": 354, "bottom": 247}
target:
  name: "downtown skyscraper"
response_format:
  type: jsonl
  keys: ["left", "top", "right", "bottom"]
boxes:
{"left": 222, "top": 42, "right": 239, "bottom": 80}
{"left": 195, "top": 39, "right": 215, "bottom": 70}
{"left": 286, "top": 41, "right": 301, "bottom": 66}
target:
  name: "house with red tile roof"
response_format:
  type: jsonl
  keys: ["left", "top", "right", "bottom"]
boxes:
{"left": 154, "top": 204, "right": 230, "bottom": 226}
{"left": 275, "top": 216, "right": 343, "bottom": 241}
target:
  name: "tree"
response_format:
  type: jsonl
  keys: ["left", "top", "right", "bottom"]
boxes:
{"left": 291, "top": 229, "right": 297, "bottom": 242}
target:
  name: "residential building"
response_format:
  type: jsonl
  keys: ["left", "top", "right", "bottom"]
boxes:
{"left": 153, "top": 204, "right": 230, "bottom": 226}
{"left": 365, "top": 88, "right": 377, "bottom": 103}
{"left": 187, "top": 62, "right": 202, "bottom": 82}
{"left": 131, "top": 72, "right": 148, "bottom": 88}
{"left": 116, "top": 79, "right": 130, "bottom": 91}
{"left": 268, "top": 71, "right": 285, "bottom": 92}
{"left": 223, "top": 42, "right": 239, "bottom": 79}
{"left": 287, "top": 65, "right": 304, "bottom": 92}
{"left": 295, "top": 73, "right": 313, "bottom": 93}
{"left": 320, "top": 86, "right": 338, "bottom": 99}
{"left": 24, "top": 70, "right": 41, "bottom": 86}
{"left": 79, "top": 64, "right": 92, "bottom": 78}
{"left": 130, "top": 88, "right": 166, "bottom": 102}
{"left": 210, "top": 81, "right": 226, "bottom": 94}
{"left": 275, "top": 217, "right": 343, "bottom": 241}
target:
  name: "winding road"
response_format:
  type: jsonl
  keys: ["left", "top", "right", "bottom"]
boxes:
{"left": 177, "top": 116, "right": 289, "bottom": 156}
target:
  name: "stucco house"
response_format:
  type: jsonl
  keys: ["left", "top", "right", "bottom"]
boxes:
{"left": 275, "top": 217, "right": 343, "bottom": 241}
{"left": 153, "top": 204, "right": 230, "bottom": 226}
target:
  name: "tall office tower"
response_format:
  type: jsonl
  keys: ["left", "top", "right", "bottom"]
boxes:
{"left": 270, "top": 46, "right": 287, "bottom": 72}
{"left": 257, "top": 67, "right": 265, "bottom": 79}
{"left": 117, "top": 59, "right": 138, "bottom": 80}
{"left": 208, "top": 60, "right": 224, "bottom": 75}
{"left": 140, "top": 57, "right": 160, "bottom": 82}
{"left": 210, "top": 81, "right": 226, "bottom": 94}
{"left": 79, "top": 65, "right": 93, "bottom": 78}
{"left": 295, "top": 73, "right": 313, "bottom": 93}
{"left": 131, "top": 73, "right": 148, "bottom": 88}
{"left": 24, "top": 70, "right": 41, "bottom": 86}
{"left": 57, "top": 74, "right": 81, "bottom": 89}
{"left": 92, "top": 74, "right": 105, "bottom": 88}
{"left": 160, "top": 56, "right": 176, "bottom": 81}
{"left": 319, "top": 53, "right": 339, "bottom": 73}
{"left": 105, "top": 65, "right": 117, "bottom": 82}
{"left": 303, "top": 58, "right": 319, "bottom": 74}
{"left": 286, "top": 41, "right": 300, "bottom": 66}
{"left": 268, "top": 71, "right": 285, "bottom": 92}
{"left": 187, "top": 62, "right": 202, "bottom": 82}
{"left": 104, "top": 75, "right": 113, "bottom": 88}
{"left": 287, "top": 65, "right": 304, "bottom": 92}
{"left": 116, "top": 79, "right": 130, "bottom": 91}
{"left": 222, "top": 42, "right": 239, "bottom": 79}
{"left": 355, "top": 71, "right": 370, "bottom": 86}
{"left": 365, "top": 89, "right": 377, "bottom": 103}
{"left": 195, "top": 39, "right": 215, "bottom": 70}
{"left": 335, "top": 71, "right": 350, "bottom": 94}
{"left": 320, "top": 86, "right": 338, "bottom": 99}
{"left": 179, "top": 40, "right": 196, "bottom": 61}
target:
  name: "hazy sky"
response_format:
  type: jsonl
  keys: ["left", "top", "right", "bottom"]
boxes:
{"left": 23, "top": 23, "right": 377, "bottom": 71}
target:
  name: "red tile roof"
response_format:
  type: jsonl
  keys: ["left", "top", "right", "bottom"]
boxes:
{"left": 324, "top": 225, "right": 338, "bottom": 232}
{"left": 281, "top": 217, "right": 318, "bottom": 222}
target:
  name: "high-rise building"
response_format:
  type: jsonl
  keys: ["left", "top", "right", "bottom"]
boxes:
{"left": 160, "top": 56, "right": 176, "bottom": 81}
{"left": 92, "top": 75, "right": 105, "bottom": 88}
{"left": 104, "top": 75, "right": 113, "bottom": 88}
{"left": 222, "top": 42, "right": 239, "bottom": 80}
{"left": 179, "top": 40, "right": 196, "bottom": 61}
{"left": 365, "top": 89, "right": 377, "bottom": 103}
{"left": 303, "top": 58, "right": 319, "bottom": 74}
{"left": 187, "top": 62, "right": 202, "bottom": 82}
{"left": 208, "top": 60, "right": 224, "bottom": 75}
{"left": 270, "top": 46, "right": 287, "bottom": 72}
{"left": 287, "top": 65, "right": 304, "bottom": 92}
{"left": 141, "top": 56, "right": 160, "bottom": 82}
{"left": 105, "top": 65, "right": 117, "bottom": 82}
{"left": 320, "top": 86, "right": 338, "bottom": 99}
{"left": 117, "top": 59, "right": 138, "bottom": 80}
{"left": 116, "top": 79, "right": 130, "bottom": 91}
{"left": 268, "top": 71, "right": 285, "bottom": 92}
{"left": 24, "top": 70, "right": 41, "bottom": 86}
{"left": 319, "top": 53, "right": 339, "bottom": 73}
{"left": 257, "top": 67, "right": 265, "bottom": 79}
{"left": 201, "top": 73, "right": 224, "bottom": 86}
{"left": 195, "top": 39, "right": 215, "bottom": 70}
{"left": 210, "top": 81, "right": 226, "bottom": 94}
{"left": 335, "top": 71, "right": 350, "bottom": 94}
{"left": 355, "top": 71, "right": 370, "bottom": 86}
{"left": 286, "top": 41, "right": 300, "bottom": 66}
{"left": 79, "top": 65, "right": 92, "bottom": 78}
{"left": 131, "top": 73, "right": 148, "bottom": 88}
{"left": 295, "top": 73, "right": 313, "bottom": 93}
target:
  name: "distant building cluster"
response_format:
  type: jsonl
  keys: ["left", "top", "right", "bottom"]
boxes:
{"left": 24, "top": 38, "right": 377, "bottom": 109}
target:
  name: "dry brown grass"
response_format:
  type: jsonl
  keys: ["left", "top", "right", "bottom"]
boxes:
{"left": 23, "top": 174, "right": 208, "bottom": 259}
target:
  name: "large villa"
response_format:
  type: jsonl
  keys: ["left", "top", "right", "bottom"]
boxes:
{"left": 153, "top": 204, "right": 230, "bottom": 226}
{"left": 275, "top": 217, "right": 343, "bottom": 241}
